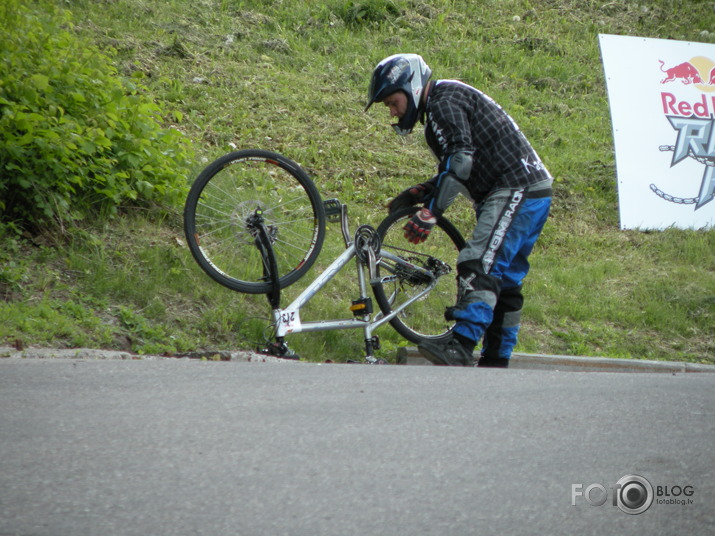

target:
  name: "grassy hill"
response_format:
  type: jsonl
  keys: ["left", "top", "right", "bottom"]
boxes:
{"left": 1, "top": 0, "right": 713, "bottom": 363}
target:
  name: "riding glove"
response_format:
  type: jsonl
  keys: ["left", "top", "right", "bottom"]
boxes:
{"left": 403, "top": 208, "right": 436, "bottom": 244}
{"left": 388, "top": 179, "right": 436, "bottom": 213}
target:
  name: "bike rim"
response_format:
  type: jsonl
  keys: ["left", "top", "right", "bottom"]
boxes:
{"left": 185, "top": 151, "right": 325, "bottom": 294}
{"left": 375, "top": 209, "right": 464, "bottom": 342}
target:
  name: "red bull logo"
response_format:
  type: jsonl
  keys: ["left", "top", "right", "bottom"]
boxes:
{"left": 659, "top": 56, "right": 715, "bottom": 92}
{"left": 660, "top": 60, "right": 703, "bottom": 84}
{"left": 655, "top": 56, "right": 715, "bottom": 211}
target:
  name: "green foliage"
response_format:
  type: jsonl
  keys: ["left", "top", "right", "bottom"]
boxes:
{"left": 334, "top": 0, "right": 404, "bottom": 26}
{"left": 0, "top": 0, "right": 193, "bottom": 231}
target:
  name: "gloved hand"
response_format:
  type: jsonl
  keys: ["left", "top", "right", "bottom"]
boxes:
{"left": 387, "top": 180, "right": 435, "bottom": 214}
{"left": 403, "top": 208, "right": 436, "bottom": 244}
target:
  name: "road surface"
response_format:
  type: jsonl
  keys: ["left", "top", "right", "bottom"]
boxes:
{"left": 1, "top": 358, "right": 713, "bottom": 535}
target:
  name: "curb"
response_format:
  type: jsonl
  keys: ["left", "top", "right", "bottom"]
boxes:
{"left": 396, "top": 347, "right": 715, "bottom": 373}
{"left": 0, "top": 347, "right": 295, "bottom": 364}
{"left": 2, "top": 346, "right": 713, "bottom": 373}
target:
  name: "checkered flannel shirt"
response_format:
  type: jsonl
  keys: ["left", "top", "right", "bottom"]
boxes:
{"left": 423, "top": 80, "right": 552, "bottom": 202}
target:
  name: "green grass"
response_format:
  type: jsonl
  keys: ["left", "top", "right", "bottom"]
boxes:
{"left": 1, "top": 0, "right": 713, "bottom": 363}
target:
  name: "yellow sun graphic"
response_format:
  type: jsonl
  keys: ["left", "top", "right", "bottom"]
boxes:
{"left": 691, "top": 56, "right": 715, "bottom": 92}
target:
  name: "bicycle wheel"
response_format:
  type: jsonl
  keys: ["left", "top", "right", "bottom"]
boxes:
{"left": 184, "top": 150, "right": 326, "bottom": 294}
{"left": 374, "top": 207, "right": 465, "bottom": 343}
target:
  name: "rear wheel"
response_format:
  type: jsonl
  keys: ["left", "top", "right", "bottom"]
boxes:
{"left": 183, "top": 150, "right": 326, "bottom": 294}
{"left": 373, "top": 207, "right": 465, "bottom": 343}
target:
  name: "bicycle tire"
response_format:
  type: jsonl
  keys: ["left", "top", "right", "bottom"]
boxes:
{"left": 374, "top": 207, "right": 465, "bottom": 343}
{"left": 184, "top": 149, "right": 326, "bottom": 294}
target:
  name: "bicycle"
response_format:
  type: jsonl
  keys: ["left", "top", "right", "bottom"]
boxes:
{"left": 183, "top": 149, "right": 465, "bottom": 364}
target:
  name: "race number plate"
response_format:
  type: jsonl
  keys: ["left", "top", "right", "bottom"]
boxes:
{"left": 276, "top": 307, "right": 301, "bottom": 336}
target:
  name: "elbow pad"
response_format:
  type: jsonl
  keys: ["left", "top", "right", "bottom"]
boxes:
{"left": 427, "top": 151, "right": 473, "bottom": 217}
{"left": 441, "top": 151, "right": 473, "bottom": 182}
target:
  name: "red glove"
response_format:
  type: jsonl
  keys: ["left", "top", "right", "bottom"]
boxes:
{"left": 403, "top": 208, "right": 436, "bottom": 244}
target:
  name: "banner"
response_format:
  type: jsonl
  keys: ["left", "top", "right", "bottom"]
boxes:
{"left": 599, "top": 34, "right": 715, "bottom": 230}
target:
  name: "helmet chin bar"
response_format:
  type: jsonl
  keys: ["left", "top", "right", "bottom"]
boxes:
{"left": 392, "top": 124, "right": 413, "bottom": 136}
{"left": 391, "top": 100, "right": 420, "bottom": 136}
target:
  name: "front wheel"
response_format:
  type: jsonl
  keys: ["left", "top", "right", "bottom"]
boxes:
{"left": 183, "top": 150, "right": 326, "bottom": 294}
{"left": 373, "top": 207, "right": 465, "bottom": 344}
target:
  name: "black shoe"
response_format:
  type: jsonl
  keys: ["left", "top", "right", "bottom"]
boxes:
{"left": 477, "top": 356, "right": 510, "bottom": 368}
{"left": 418, "top": 337, "right": 474, "bottom": 367}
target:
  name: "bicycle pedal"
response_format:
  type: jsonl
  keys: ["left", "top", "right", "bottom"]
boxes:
{"left": 323, "top": 198, "right": 342, "bottom": 223}
{"left": 350, "top": 297, "right": 373, "bottom": 317}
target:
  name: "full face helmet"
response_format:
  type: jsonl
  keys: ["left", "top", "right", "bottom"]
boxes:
{"left": 365, "top": 54, "right": 432, "bottom": 136}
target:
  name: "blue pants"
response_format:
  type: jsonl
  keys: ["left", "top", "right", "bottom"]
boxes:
{"left": 451, "top": 187, "right": 551, "bottom": 359}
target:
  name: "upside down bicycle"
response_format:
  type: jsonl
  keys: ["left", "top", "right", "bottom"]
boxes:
{"left": 183, "top": 149, "right": 466, "bottom": 364}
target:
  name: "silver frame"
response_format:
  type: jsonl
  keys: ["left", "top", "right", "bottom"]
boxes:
{"left": 271, "top": 206, "right": 439, "bottom": 360}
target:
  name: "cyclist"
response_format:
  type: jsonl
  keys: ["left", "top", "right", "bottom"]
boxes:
{"left": 365, "top": 54, "right": 553, "bottom": 367}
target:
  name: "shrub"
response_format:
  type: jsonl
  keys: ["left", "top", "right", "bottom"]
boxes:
{"left": 335, "top": 0, "right": 404, "bottom": 26}
{"left": 0, "top": 0, "right": 194, "bottom": 231}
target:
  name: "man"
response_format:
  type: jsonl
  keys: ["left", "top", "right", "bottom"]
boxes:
{"left": 365, "top": 54, "right": 552, "bottom": 367}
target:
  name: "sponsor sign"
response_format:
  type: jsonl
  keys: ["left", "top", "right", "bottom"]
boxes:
{"left": 599, "top": 34, "right": 715, "bottom": 230}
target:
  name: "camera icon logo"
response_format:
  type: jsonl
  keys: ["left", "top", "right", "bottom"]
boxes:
{"left": 614, "top": 474, "right": 654, "bottom": 514}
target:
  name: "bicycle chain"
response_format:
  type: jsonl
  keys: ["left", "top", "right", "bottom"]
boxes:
{"left": 650, "top": 145, "right": 713, "bottom": 205}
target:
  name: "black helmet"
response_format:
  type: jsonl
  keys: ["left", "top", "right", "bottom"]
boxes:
{"left": 365, "top": 54, "right": 432, "bottom": 136}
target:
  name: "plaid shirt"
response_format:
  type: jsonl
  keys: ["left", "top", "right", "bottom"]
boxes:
{"left": 423, "top": 80, "right": 552, "bottom": 202}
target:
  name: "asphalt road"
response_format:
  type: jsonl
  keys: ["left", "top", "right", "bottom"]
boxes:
{"left": 1, "top": 358, "right": 714, "bottom": 535}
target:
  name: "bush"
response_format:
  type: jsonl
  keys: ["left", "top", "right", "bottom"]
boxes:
{"left": 335, "top": 0, "right": 404, "bottom": 26}
{"left": 0, "top": 0, "right": 193, "bottom": 231}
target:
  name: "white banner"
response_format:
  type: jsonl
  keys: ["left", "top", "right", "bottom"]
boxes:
{"left": 599, "top": 34, "right": 715, "bottom": 230}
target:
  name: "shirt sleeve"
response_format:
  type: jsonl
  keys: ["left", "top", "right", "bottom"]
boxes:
{"left": 427, "top": 97, "right": 474, "bottom": 172}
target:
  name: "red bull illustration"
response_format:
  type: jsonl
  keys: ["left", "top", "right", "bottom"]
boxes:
{"left": 654, "top": 56, "right": 715, "bottom": 211}
{"left": 660, "top": 60, "right": 703, "bottom": 85}
{"left": 659, "top": 56, "right": 715, "bottom": 92}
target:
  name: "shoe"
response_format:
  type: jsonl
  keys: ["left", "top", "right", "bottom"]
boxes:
{"left": 477, "top": 356, "right": 509, "bottom": 368}
{"left": 418, "top": 337, "right": 474, "bottom": 367}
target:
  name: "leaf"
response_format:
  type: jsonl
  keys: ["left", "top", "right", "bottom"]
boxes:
{"left": 81, "top": 140, "right": 96, "bottom": 154}
{"left": 136, "top": 180, "right": 154, "bottom": 196}
{"left": 30, "top": 74, "right": 50, "bottom": 91}
{"left": 15, "top": 132, "right": 34, "bottom": 146}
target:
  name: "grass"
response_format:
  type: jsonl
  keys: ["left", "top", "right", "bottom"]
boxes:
{"left": 1, "top": 0, "right": 713, "bottom": 363}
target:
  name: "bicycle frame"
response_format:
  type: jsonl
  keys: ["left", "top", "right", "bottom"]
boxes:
{"left": 259, "top": 203, "right": 439, "bottom": 363}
